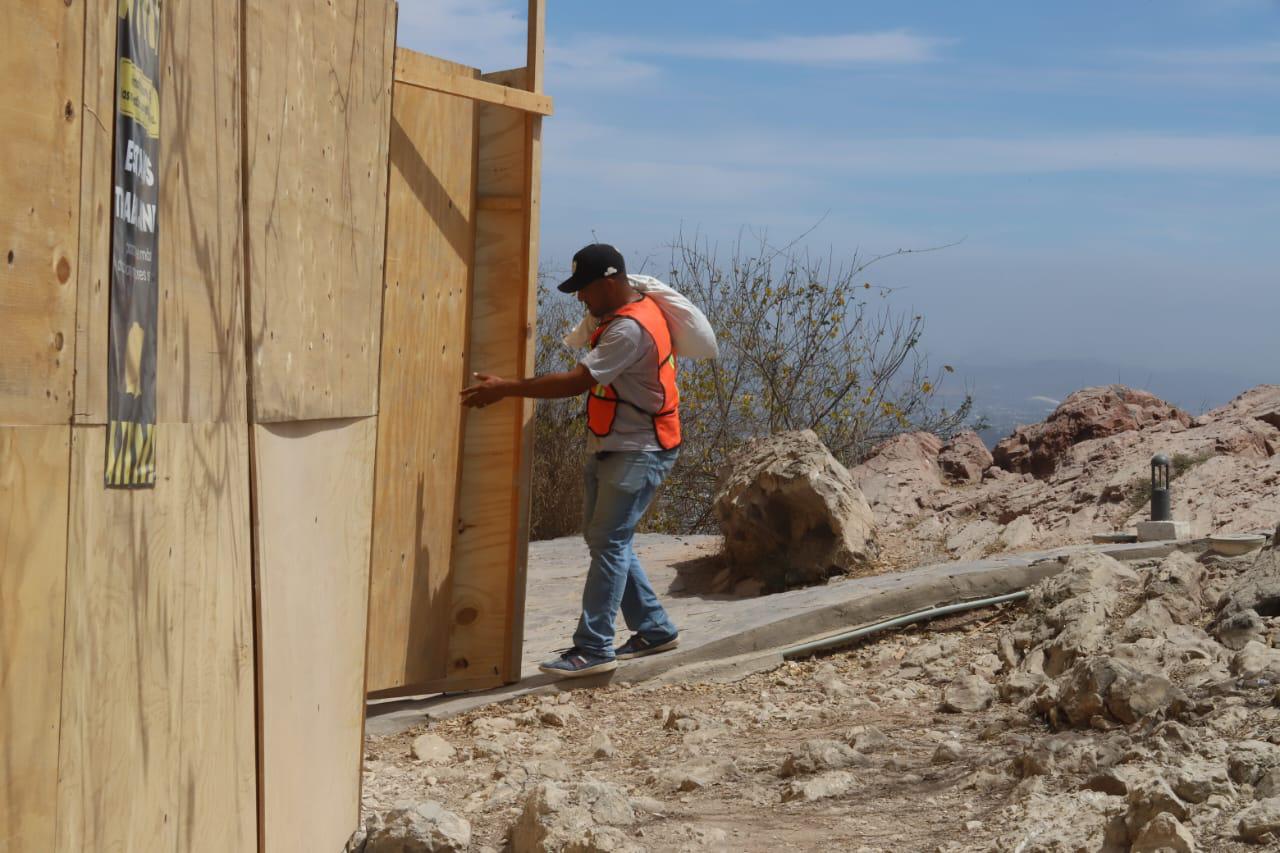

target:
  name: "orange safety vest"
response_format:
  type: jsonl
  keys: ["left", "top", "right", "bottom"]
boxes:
{"left": 586, "top": 295, "right": 681, "bottom": 450}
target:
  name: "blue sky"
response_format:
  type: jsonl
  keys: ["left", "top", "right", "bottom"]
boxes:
{"left": 397, "top": 1, "right": 1280, "bottom": 386}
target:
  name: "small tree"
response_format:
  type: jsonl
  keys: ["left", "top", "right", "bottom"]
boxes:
{"left": 529, "top": 231, "right": 976, "bottom": 538}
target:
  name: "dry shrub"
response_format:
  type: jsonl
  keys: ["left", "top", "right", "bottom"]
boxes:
{"left": 530, "top": 232, "right": 976, "bottom": 538}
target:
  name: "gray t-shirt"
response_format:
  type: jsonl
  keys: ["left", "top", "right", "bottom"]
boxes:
{"left": 580, "top": 316, "right": 667, "bottom": 452}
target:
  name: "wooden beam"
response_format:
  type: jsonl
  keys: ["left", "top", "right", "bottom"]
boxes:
{"left": 394, "top": 48, "right": 553, "bottom": 115}
{"left": 527, "top": 0, "right": 545, "bottom": 94}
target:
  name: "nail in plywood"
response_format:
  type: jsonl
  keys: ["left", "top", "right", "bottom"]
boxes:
{"left": 0, "top": 0, "right": 84, "bottom": 425}
{"left": 254, "top": 417, "right": 377, "bottom": 853}
{"left": 0, "top": 426, "right": 70, "bottom": 852}
{"left": 365, "top": 81, "right": 476, "bottom": 693}
{"left": 56, "top": 423, "right": 256, "bottom": 853}
{"left": 243, "top": 0, "right": 396, "bottom": 423}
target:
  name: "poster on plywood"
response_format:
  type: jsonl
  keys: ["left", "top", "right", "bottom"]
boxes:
{"left": 106, "top": 0, "right": 161, "bottom": 486}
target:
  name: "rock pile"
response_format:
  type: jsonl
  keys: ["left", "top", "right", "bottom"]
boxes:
{"left": 973, "top": 546, "right": 1280, "bottom": 849}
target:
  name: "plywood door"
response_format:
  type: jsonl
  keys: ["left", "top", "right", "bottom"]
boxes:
{"left": 0, "top": 0, "right": 84, "bottom": 424}
{"left": 0, "top": 426, "right": 71, "bottom": 852}
{"left": 242, "top": 0, "right": 397, "bottom": 422}
{"left": 364, "top": 78, "right": 477, "bottom": 693}
{"left": 57, "top": 424, "right": 257, "bottom": 853}
{"left": 445, "top": 97, "right": 533, "bottom": 689}
{"left": 254, "top": 417, "right": 377, "bottom": 853}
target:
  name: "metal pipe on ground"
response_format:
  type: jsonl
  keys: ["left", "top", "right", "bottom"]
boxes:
{"left": 781, "top": 590, "right": 1030, "bottom": 660}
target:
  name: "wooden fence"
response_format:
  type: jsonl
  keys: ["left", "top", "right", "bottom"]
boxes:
{"left": 0, "top": 1, "right": 548, "bottom": 850}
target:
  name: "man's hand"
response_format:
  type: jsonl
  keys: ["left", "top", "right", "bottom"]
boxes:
{"left": 460, "top": 373, "right": 511, "bottom": 408}
{"left": 461, "top": 364, "right": 596, "bottom": 407}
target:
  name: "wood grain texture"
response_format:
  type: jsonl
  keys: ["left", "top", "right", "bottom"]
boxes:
{"left": 57, "top": 423, "right": 256, "bottom": 853}
{"left": 0, "top": 426, "right": 70, "bottom": 852}
{"left": 243, "top": 0, "right": 396, "bottom": 422}
{"left": 0, "top": 0, "right": 84, "bottom": 424}
{"left": 365, "top": 81, "right": 476, "bottom": 693}
{"left": 254, "top": 417, "right": 376, "bottom": 853}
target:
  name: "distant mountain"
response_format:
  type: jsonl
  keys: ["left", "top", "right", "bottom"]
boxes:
{"left": 933, "top": 358, "right": 1270, "bottom": 448}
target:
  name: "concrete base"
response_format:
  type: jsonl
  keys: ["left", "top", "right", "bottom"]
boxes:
{"left": 1136, "top": 520, "right": 1191, "bottom": 542}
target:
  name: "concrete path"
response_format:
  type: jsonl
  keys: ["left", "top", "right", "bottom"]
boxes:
{"left": 365, "top": 533, "right": 1181, "bottom": 737}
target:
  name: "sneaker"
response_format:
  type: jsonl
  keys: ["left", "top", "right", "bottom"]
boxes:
{"left": 537, "top": 647, "right": 618, "bottom": 678}
{"left": 614, "top": 632, "right": 680, "bottom": 660}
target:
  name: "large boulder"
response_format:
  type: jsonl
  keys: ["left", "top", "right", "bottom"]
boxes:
{"left": 993, "top": 386, "right": 1190, "bottom": 479}
{"left": 938, "top": 430, "right": 994, "bottom": 484}
{"left": 715, "top": 430, "right": 877, "bottom": 589}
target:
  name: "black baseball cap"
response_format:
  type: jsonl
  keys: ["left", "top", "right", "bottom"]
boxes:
{"left": 557, "top": 243, "right": 627, "bottom": 293}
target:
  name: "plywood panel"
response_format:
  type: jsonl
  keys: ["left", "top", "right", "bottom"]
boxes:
{"left": 0, "top": 426, "right": 70, "bottom": 852}
{"left": 255, "top": 417, "right": 376, "bottom": 852}
{"left": 365, "top": 82, "right": 476, "bottom": 693}
{"left": 243, "top": 0, "right": 396, "bottom": 422}
{"left": 448, "top": 204, "right": 526, "bottom": 685}
{"left": 57, "top": 423, "right": 256, "bottom": 853}
{"left": 73, "top": 0, "right": 247, "bottom": 426}
{"left": 0, "top": 0, "right": 84, "bottom": 424}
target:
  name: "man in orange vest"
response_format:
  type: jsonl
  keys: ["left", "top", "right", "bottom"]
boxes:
{"left": 461, "top": 243, "right": 681, "bottom": 678}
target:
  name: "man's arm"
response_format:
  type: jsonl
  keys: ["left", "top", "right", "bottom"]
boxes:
{"left": 460, "top": 363, "right": 595, "bottom": 409}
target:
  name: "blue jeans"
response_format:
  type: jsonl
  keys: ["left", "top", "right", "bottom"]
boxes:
{"left": 573, "top": 449, "right": 679, "bottom": 657}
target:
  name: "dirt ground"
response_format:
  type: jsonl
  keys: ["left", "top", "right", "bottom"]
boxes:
{"left": 360, "top": 590, "right": 1274, "bottom": 852}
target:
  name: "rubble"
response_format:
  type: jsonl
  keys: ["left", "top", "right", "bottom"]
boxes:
{"left": 364, "top": 507, "right": 1280, "bottom": 851}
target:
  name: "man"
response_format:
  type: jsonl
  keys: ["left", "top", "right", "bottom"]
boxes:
{"left": 461, "top": 243, "right": 681, "bottom": 677}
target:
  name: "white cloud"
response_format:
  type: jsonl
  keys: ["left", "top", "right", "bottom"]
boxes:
{"left": 656, "top": 31, "right": 950, "bottom": 65}
{"left": 550, "top": 120, "right": 1280, "bottom": 185}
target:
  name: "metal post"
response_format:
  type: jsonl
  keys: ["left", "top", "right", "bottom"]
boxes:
{"left": 1150, "top": 453, "right": 1172, "bottom": 522}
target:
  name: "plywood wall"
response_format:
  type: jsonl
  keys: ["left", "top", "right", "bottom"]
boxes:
{"left": 243, "top": 0, "right": 396, "bottom": 423}
{"left": 53, "top": 2, "right": 258, "bottom": 851}
{"left": 365, "top": 65, "right": 478, "bottom": 693}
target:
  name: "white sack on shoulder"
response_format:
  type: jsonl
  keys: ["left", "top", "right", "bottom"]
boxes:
{"left": 562, "top": 274, "right": 719, "bottom": 360}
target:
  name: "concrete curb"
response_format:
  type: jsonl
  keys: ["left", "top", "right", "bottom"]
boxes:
{"left": 364, "top": 540, "right": 1181, "bottom": 737}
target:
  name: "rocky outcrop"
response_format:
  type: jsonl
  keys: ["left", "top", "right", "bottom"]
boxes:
{"left": 857, "top": 384, "right": 1280, "bottom": 555}
{"left": 848, "top": 432, "right": 946, "bottom": 529}
{"left": 993, "top": 386, "right": 1191, "bottom": 479}
{"left": 715, "top": 430, "right": 877, "bottom": 589}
